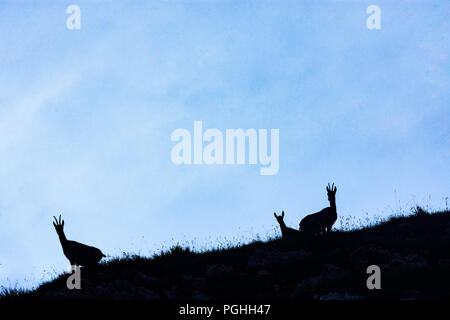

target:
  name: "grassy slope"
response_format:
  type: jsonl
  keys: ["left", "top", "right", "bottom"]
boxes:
{"left": 2, "top": 209, "right": 450, "bottom": 300}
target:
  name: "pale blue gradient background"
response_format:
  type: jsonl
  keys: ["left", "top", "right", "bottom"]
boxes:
{"left": 0, "top": 1, "right": 449, "bottom": 288}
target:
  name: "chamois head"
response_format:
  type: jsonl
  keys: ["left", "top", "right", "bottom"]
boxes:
{"left": 273, "top": 211, "right": 285, "bottom": 225}
{"left": 326, "top": 183, "right": 337, "bottom": 202}
{"left": 53, "top": 214, "right": 65, "bottom": 235}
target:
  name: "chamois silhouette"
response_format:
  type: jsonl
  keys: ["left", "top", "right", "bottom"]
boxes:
{"left": 53, "top": 215, "right": 105, "bottom": 267}
{"left": 299, "top": 183, "right": 338, "bottom": 234}
{"left": 274, "top": 211, "right": 301, "bottom": 240}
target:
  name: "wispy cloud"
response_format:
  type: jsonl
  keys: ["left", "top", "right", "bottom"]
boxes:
{"left": 0, "top": 71, "right": 80, "bottom": 150}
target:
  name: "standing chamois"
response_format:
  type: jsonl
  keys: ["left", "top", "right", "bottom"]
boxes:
{"left": 53, "top": 215, "right": 105, "bottom": 267}
{"left": 274, "top": 211, "right": 301, "bottom": 240}
{"left": 299, "top": 183, "right": 338, "bottom": 235}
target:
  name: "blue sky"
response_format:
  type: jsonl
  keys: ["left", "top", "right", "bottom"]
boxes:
{"left": 0, "top": 1, "right": 449, "bottom": 288}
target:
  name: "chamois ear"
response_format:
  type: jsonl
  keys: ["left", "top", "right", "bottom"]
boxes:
{"left": 274, "top": 212, "right": 277, "bottom": 218}
{"left": 281, "top": 211, "right": 285, "bottom": 218}
{"left": 53, "top": 222, "right": 57, "bottom": 228}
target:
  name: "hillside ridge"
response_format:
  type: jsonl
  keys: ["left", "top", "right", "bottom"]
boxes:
{"left": 2, "top": 209, "right": 450, "bottom": 300}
